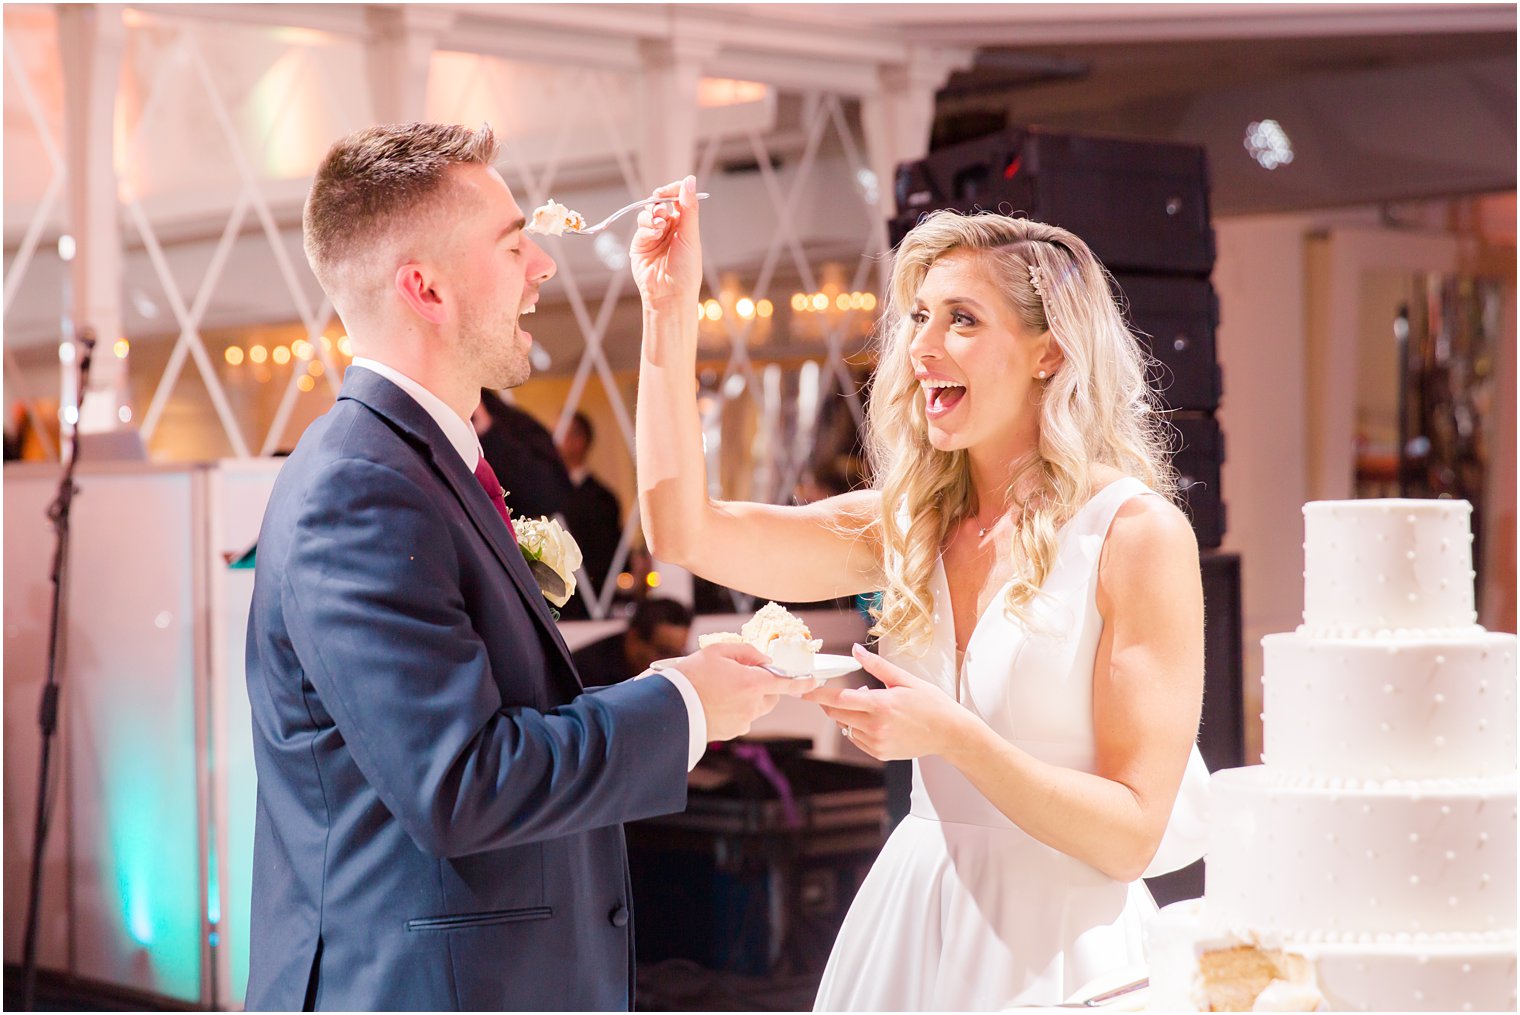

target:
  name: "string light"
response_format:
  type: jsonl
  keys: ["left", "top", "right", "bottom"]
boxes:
{"left": 297, "top": 375, "right": 315, "bottom": 393}
{"left": 790, "top": 293, "right": 808, "bottom": 312}
{"left": 225, "top": 347, "right": 244, "bottom": 366}
{"left": 337, "top": 335, "right": 352, "bottom": 357}
{"left": 703, "top": 299, "right": 723, "bottom": 321}
{"left": 272, "top": 346, "right": 291, "bottom": 365}
{"left": 249, "top": 345, "right": 268, "bottom": 364}
{"left": 308, "top": 359, "right": 324, "bottom": 377}
{"left": 756, "top": 299, "right": 773, "bottom": 318}
{"left": 736, "top": 297, "right": 755, "bottom": 320}
{"left": 293, "top": 339, "right": 313, "bottom": 360}
{"left": 645, "top": 571, "right": 662, "bottom": 589}
{"left": 113, "top": 339, "right": 130, "bottom": 358}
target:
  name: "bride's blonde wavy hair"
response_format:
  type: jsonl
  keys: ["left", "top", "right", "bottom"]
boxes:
{"left": 867, "top": 210, "right": 1176, "bottom": 652}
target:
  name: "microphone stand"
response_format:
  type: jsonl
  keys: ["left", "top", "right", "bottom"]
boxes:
{"left": 19, "top": 326, "right": 96, "bottom": 1011}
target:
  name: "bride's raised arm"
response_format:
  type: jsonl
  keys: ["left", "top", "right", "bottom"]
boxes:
{"left": 631, "top": 176, "right": 883, "bottom": 603}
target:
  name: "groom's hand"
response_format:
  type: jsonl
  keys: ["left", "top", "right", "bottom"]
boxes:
{"left": 630, "top": 175, "right": 702, "bottom": 309}
{"left": 675, "top": 642, "right": 818, "bottom": 742}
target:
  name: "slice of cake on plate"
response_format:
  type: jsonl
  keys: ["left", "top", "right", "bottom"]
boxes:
{"left": 698, "top": 602, "right": 824, "bottom": 676}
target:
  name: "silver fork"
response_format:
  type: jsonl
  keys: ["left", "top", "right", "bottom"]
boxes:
{"left": 648, "top": 657, "right": 802, "bottom": 680}
{"left": 1008, "top": 978, "right": 1149, "bottom": 1008}
{"left": 568, "top": 192, "right": 710, "bottom": 236}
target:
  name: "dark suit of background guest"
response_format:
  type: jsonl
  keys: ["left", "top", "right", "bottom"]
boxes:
{"left": 558, "top": 411, "right": 624, "bottom": 620}
{"left": 473, "top": 387, "right": 573, "bottom": 523}
{"left": 245, "top": 367, "right": 691, "bottom": 1010}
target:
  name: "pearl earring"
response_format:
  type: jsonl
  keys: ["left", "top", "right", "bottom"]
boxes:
{"left": 1037, "top": 370, "right": 1048, "bottom": 379}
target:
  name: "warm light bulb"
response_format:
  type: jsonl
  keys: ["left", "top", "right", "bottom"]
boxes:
{"left": 272, "top": 346, "right": 291, "bottom": 365}
{"left": 811, "top": 293, "right": 828, "bottom": 312}
{"left": 309, "top": 359, "right": 325, "bottom": 377}
{"left": 225, "top": 347, "right": 244, "bottom": 366}
{"left": 249, "top": 345, "right": 268, "bottom": 364}
{"left": 791, "top": 293, "right": 808, "bottom": 312}
{"left": 293, "top": 339, "right": 313, "bottom": 360}
{"left": 835, "top": 293, "right": 851, "bottom": 311}
{"left": 645, "top": 571, "right": 662, "bottom": 589}
{"left": 113, "top": 339, "right": 130, "bottom": 358}
{"left": 756, "top": 299, "right": 773, "bottom": 319}
{"left": 337, "top": 336, "right": 352, "bottom": 357}
{"left": 703, "top": 299, "right": 723, "bottom": 321}
{"left": 616, "top": 572, "right": 635, "bottom": 591}
{"left": 861, "top": 292, "right": 877, "bottom": 311}
{"left": 736, "top": 297, "right": 755, "bottom": 320}
{"left": 297, "top": 374, "right": 315, "bottom": 392}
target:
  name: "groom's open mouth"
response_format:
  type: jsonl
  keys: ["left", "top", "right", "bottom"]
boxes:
{"left": 516, "top": 297, "right": 538, "bottom": 342}
{"left": 920, "top": 376, "right": 967, "bottom": 420}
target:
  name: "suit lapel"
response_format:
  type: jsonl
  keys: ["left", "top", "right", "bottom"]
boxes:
{"left": 338, "top": 368, "right": 581, "bottom": 686}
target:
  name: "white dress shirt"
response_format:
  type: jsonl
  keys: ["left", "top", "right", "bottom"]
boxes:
{"left": 351, "top": 358, "right": 708, "bottom": 770}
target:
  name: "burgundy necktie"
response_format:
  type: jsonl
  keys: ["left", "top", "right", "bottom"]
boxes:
{"left": 473, "top": 456, "right": 517, "bottom": 539}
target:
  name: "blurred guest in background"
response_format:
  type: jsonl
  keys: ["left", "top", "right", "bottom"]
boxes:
{"left": 571, "top": 597, "right": 693, "bottom": 687}
{"left": 557, "top": 411, "right": 623, "bottom": 618}
{"left": 472, "top": 387, "right": 572, "bottom": 522}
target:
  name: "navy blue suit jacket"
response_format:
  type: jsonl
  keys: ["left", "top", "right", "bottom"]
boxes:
{"left": 244, "top": 367, "right": 690, "bottom": 1010}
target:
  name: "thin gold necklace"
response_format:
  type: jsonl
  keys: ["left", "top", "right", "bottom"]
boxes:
{"left": 973, "top": 502, "right": 1016, "bottom": 538}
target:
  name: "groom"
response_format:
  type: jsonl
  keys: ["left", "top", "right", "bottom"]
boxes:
{"left": 244, "top": 123, "right": 808, "bottom": 1010}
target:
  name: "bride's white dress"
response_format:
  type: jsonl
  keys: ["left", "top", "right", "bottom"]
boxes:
{"left": 813, "top": 477, "right": 1210, "bottom": 1011}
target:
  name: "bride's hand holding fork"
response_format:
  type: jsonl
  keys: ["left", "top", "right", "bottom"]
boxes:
{"left": 630, "top": 175, "right": 702, "bottom": 310}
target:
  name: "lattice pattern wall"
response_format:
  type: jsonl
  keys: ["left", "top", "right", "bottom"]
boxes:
{"left": 2, "top": 6, "right": 935, "bottom": 618}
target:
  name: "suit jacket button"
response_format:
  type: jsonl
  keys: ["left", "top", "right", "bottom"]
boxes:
{"left": 609, "top": 904, "right": 629, "bottom": 928}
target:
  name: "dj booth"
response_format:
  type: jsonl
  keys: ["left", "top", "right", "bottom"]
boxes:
{"left": 626, "top": 735, "right": 887, "bottom": 977}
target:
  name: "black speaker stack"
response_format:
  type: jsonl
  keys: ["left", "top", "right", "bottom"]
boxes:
{"left": 887, "top": 127, "right": 1245, "bottom": 903}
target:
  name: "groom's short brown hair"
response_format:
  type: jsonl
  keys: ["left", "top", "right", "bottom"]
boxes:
{"left": 302, "top": 122, "right": 500, "bottom": 305}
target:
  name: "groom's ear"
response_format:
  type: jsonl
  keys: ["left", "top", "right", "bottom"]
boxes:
{"left": 394, "top": 262, "right": 448, "bottom": 326}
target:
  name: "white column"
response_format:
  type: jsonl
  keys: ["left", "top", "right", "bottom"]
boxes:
{"left": 860, "top": 49, "right": 969, "bottom": 221}
{"left": 636, "top": 32, "right": 719, "bottom": 192}
{"left": 365, "top": 7, "right": 455, "bottom": 124}
{"left": 56, "top": 4, "right": 126, "bottom": 436}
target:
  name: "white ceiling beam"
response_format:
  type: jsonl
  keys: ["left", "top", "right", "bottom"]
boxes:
{"left": 366, "top": 7, "right": 454, "bottom": 123}
{"left": 844, "top": 3, "right": 1517, "bottom": 46}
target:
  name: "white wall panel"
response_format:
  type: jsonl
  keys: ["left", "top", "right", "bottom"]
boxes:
{"left": 3, "top": 463, "right": 209, "bottom": 1002}
{"left": 206, "top": 458, "right": 283, "bottom": 1009}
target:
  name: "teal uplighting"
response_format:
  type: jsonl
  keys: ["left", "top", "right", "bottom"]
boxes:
{"left": 97, "top": 663, "right": 203, "bottom": 1002}
{"left": 125, "top": 877, "right": 155, "bottom": 946}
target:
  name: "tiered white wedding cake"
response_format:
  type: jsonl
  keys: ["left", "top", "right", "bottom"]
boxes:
{"left": 1150, "top": 499, "right": 1517, "bottom": 1011}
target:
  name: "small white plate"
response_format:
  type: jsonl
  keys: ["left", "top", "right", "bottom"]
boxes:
{"left": 807, "top": 653, "right": 863, "bottom": 680}
{"left": 651, "top": 653, "right": 860, "bottom": 681}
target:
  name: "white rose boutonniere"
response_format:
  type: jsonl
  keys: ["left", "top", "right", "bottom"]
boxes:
{"left": 513, "top": 515, "right": 582, "bottom": 614}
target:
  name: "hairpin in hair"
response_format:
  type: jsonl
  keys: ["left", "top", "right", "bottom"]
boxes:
{"left": 1028, "top": 264, "right": 1044, "bottom": 298}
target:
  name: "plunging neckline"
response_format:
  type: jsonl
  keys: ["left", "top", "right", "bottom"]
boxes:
{"left": 943, "top": 478, "right": 1138, "bottom": 685}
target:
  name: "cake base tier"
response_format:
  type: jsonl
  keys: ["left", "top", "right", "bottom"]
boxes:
{"left": 1148, "top": 902, "right": 1517, "bottom": 1012}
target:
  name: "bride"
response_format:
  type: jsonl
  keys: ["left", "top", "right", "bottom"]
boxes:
{"left": 629, "top": 176, "right": 1209, "bottom": 1010}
